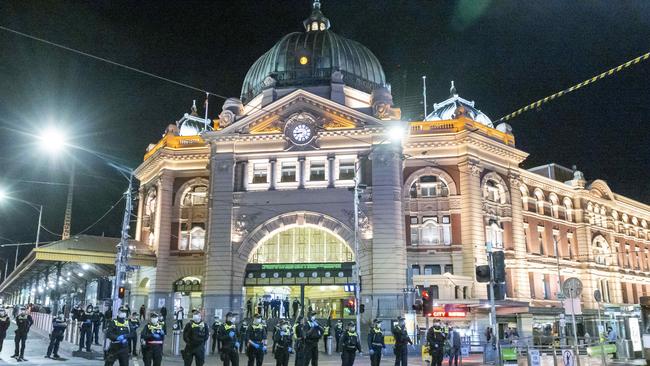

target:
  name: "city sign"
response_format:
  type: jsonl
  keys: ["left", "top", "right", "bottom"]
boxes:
{"left": 430, "top": 304, "right": 468, "bottom": 318}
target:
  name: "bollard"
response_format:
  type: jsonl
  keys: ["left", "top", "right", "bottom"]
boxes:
{"left": 552, "top": 345, "right": 558, "bottom": 366}
{"left": 327, "top": 336, "right": 333, "bottom": 356}
{"left": 172, "top": 330, "right": 182, "bottom": 356}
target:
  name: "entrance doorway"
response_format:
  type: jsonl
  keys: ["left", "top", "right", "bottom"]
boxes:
{"left": 173, "top": 276, "right": 202, "bottom": 315}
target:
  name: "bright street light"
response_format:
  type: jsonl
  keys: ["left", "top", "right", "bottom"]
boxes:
{"left": 387, "top": 124, "right": 406, "bottom": 142}
{"left": 37, "top": 126, "right": 68, "bottom": 154}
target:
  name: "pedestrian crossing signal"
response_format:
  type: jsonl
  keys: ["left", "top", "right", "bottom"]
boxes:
{"left": 118, "top": 286, "right": 126, "bottom": 299}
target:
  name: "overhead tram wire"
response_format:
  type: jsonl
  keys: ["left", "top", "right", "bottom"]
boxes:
{"left": 494, "top": 50, "right": 650, "bottom": 124}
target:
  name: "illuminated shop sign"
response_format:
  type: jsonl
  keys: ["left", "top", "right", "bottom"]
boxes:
{"left": 431, "top": 305, "right": 468, "bottom": 318}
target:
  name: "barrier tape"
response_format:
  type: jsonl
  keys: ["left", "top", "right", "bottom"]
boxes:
{"left": 495, "top": 51, "right": 650, "bottom": 123}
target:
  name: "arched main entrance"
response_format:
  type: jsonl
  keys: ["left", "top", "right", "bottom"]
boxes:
{"left": 243, "top": 224, "right": 357, "bottom": 321}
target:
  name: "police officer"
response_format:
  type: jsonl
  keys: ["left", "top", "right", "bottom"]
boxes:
{"left": 293, "top": 316, "right": 305, "bottom": 366}
{"left": 129, "top": 312, "right": 141, "bottom": 356}
{"left": 246, "top": 314, "right": 267, "bottom": 366}
{"left": 11, "top": 306, "right": 33, "bottom": 362}
{"left": 0, "top": 308, "right": 9, "bottom": 353}
{"left": 303, "top": 311, "right": 323, "bottom": 366}
{"left": 105, "top": 305, "right": 131, "bottom": 366}
{"left": 367, "top": 319, "right": 385, "bottom": 366}
{"left": 217, "top": 312, "right": 241, "bottom": 366}
{"left": 334, "top": 319, "right": 343, "bottom": 353}
{"left": 182, "top": 309, "right": 209, "bottom": 366}
{"left": 340, "top": 321, "right": 361, "bottom": 366}
{"left": 239, "top": 318, "right": 249, "bottom": 353}
{"left": 323, "top": 316, "right": 331, "bottom": 354}
{"left": 141, "top": 312, "right": 165, "bottom": 366}
{"left": 46, "top": 312, "right": 67, "bottom": 359}
{"left": 273, "top": 319, "right": 293, "bottom": 366}
{"left": 391, "top": 316, "right": 412, "bottom": 366}
{"left": 78, "top": 304, "right": 94, "bottom": 352}
{"left": 92, "top": 306, "right": 103, "bottom": 345}
{"left": 426, "top": 320, "right": 446, "bottom": 366}
{"left": 211, "top": 316, "right": 222, "bottom": 354}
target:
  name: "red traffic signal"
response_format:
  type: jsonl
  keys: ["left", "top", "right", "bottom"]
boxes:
{"left": 422, "top": 290, "right": 430, "bottom": 300}
{"left": 118, "top": 286, "right": 126, "bottom": 299}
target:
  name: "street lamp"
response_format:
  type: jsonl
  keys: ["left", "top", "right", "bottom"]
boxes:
{"left": 0, "top": 192, "right": 43, "bottom": 248}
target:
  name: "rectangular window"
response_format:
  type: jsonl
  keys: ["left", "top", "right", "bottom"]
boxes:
{"left": 442, "top": 215, "right": 451, "bottom": 245}
{"left": 444, "top": 264, "right": 453, "bottom": 274}
{"left": 411, "top": 265, "right": 420, "bottom": 276}
{"left": 423, "top": 265, "right": 440, "bottom": 275}
{"left": 280, "top": 162, "right": 297, "bottom": 182}
{"left": 252, "top": 163, "right": 268, "bottom": 184}
{"left": 410, "top": 227, "right": 419, "bottom": 246}
{"left": 338, "top": 160, "right": 355, "bottom": 180}
{"left": 309, "top": 162, "right": 326, "bottom": 181}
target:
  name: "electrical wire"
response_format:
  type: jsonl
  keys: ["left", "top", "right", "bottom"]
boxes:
{"left": 75, "top": 195, "right": 125, "bottom": 235}
{"left": 38, "top": 225, "right": 62, "bottom": 237}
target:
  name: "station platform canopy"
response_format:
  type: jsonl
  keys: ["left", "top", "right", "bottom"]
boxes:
{"left": 0, "top": 234, "right": 156, "bottom": 294}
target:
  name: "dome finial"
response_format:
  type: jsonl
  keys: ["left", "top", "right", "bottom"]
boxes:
{"left": 190, "top": 100, "right": 198, "bottom": 116}
{"left": 313, "top": 0, "right": 321, "bottom": 10}
{"left": 450, "top": 80, "right": 458, "bottom": 97}
{"left": 304, "top": 0, "right": 330, "bottom": 31}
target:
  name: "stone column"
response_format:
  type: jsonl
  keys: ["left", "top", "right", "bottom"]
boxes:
{"left": 148, "top": 170, "right": 174, "bottom": 312}
{"left": 135, "top": 187, "right": 145, "bottom": 241}
{"left": 508, "top": 172, "right": 531, "bottom": 299}
{"left": 368, "top": 142, "right": 406, "bottom": 319}
{"left": 203, "top": 148, "right": 237, "bottom": 318}
{"left": 298, "top": 156, "right": 306, "bottom": 189}
{"left": 327, "top": 154, "right": 335, "bottom": 188}
{"left": 269, "top": 158, "right": 277, "bottom": 190}
{"left": 573, "top": 196, "right": 591, "bottom": 263}
{"left": 241, "top": 161, "right": 248, "bottom": 192}
{"left": 458, "top": 158, "right": 487, "bottom": 299}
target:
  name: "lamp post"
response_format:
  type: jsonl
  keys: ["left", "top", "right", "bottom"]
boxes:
{"left": 0, "top": 242, "right": 38, "bottom": 271}
{"left": 0, "top": 192, "right": 43, "bottom": 248}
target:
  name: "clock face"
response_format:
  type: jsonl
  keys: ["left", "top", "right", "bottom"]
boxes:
{"left": 292, "top": 124, "right": 312, "bottom": 144}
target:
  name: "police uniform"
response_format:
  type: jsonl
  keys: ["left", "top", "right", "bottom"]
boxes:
{"left": 239, "top": 321, "right": 249, "bottom": 353}
{"left": 273, "top": 322, "right": 293, "bottom": 366}
{"left": 211, "top": 318, "right": 223, "bottom": 354}
{"left": 12, "top": 311, "right": 33, "bottom": 361}
{"left": 129, "top": 315, "right": 141, "bottom": 356}
{"left": 340, "top": 324, "right": 361, "bottom": 366}
{"left": 426, "top": 325, "right": 446, "bottom": 366}
{"left": 303, "top": 314, "right": 323, "bottom": 366}
{"left": 0, "top": 311, "right": 9, "bottom": 353}
{"left": 92, "top": 308, "right": 103, "bottom": 345}
{"left": 105, "top": 311, "right": 131, "bottom": 366}
{"left": 78, "top": 307, "right": 94, "bottom": 352}
{"left": 334, "top": 321, "right": 343, "bottom": 353}
{"left": 323, "top": 320, "right": 331, "bottom": 354}
{"left": 391, "top": 320, "right": 411, "bottom": 366}
{"left": 246, "top": 319, "right": 267, "bottom": 366}
{"left": 367, "top": 321, "right": 385, "bottom": 366}
{"left": 46, "top": 316, "right": 68, "bottom": 358}
{"left": 141, "top": 316, "right": 165, "bottom": 366}
{"left": 217, "top": 315, "right": 240, "bottom": 366}
{"left": 182, "top": 318, "right": 209, "bottom": 366}
{"left": 293, "top": 318, "right": 305, "bottom": 366}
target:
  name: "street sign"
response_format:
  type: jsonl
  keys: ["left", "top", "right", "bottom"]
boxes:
{"left": 562, "top": 349, "right": 575, "bottom": 366}
{"left": 529, "top": 349, "right": 541, "bottom": 366}
{"left": 562, "top": 277, "right": 583, "bottom": 298}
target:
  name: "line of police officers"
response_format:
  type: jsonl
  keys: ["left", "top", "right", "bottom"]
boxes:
{"left": 0, "top": 304, "right": 452, "bottom": 366}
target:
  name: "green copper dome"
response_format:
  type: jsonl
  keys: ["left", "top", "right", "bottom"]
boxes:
{"left": 240, "top": 1, "right": 386, "bottom": 103}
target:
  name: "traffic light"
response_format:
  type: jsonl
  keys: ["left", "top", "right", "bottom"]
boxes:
{"left": 492, "top": 251, "right": 506, "bottom": 283}
{"left": 359, "top": 304, "right": 365, "bottom": 314}
{"left": 422, "top": 286, "right": 433, "bottom": 316}
{"left": 346, "top": 298, "right": 356, "bottom": 315}
{"left": 476, "top": 265, "right": 491, "bottom": 283}
{"left": 487, "top": 283, "right": 506, "bottom": 301}
{"left": 118, "top": 286, "right": 126, "bottom": 299}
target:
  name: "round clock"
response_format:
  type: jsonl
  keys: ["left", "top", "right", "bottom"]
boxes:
{"left": 292, "top": 124, "right": 312, "bottom": 143}
{"left": 284, "top": 112, "right": 317, "bottom": 145}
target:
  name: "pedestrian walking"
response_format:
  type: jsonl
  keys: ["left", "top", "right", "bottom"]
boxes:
{"left": 334, "top": 319, "right": 343, "bottom": 353}
{"left": 274, "top": 319, "right": 293, "bottom": 366}
{"left": 217, "top": 312, "right": 241, "bottom": 366}
{"left": 0, "top": 308, "right": 9, "bottom": 353}
{"left": 447, "top": 327, "right": 461, "bottom": 366}
{"left": 139, "top": 305, "right": 146, "bottom": 321}
{"left": 129, "top": 312, "right": 141, "bottom": 356}
{"left": 11, "top": 306, "right": 33, "bottom": 362}
{"left": 141, "top": 312, "right": 165, "bottom": 366}
{"left": 368, "top": 319, "right": 385, "bottom": 366}
{"left": 78, "top": 304, "right": 94, "bottom": 352}
{"left": 182, "top": 309, "right": 209, "bottom": 366}
{"left": 104, "top": 306, "right": 132, "bottom": 366}
{"left": 211, "top": 316, "right": 223, "bottom": 354}
{"left": 246, "top": 299, "right": 253, "bottom": 319}
{"left": 426, "top": 321, "right": 446, "bottom": 366}
{"left": 92, "top": 306, "right": 103, "bottom": 345}
{"left": 176, "top": 306, "right": 186, "bottom": 330}
{"left": 293, "top": 316, "right": 306, "bottom": 366}
{"left": 45, "top": 312, "right": 67, "bottom": 359}
{"left": 340, "top": 321, "right": 361, "bottom": 366}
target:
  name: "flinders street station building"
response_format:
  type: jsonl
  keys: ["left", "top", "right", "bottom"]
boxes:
{"left": 123, "top": 1, "right": 650, "bottom": 344}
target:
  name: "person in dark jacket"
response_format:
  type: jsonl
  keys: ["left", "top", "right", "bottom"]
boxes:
{"left": 367, "top": 319, "right": 385, "bottom": 366}
{"left": 239, "top": 319, "right": 249, "bottom": 353}
{"left": 11, "top": 306, "right": 33, "bottom": 362}
{"left": 182, "top": 309, "right": 209, "bottom": 366}
{"left": 334, "top": 320, "right": 343, "bottom": 353}
{"left": 446, "top": 327, "right": 461, "bottom": 366}
{"left": 303, "top": 311, "right": 323, "bottom": 366}
{"left": 293, "top": 316, "right": 305, "bottom": 366}
{"left": 0, "top": 308, "right": 10, "bottom": 353}
{"left": 292, "top": 300, "right": 300, "bottom": 319}
{"left": 246, "top": 314, "right": 267, "bottom": 366}
{"left": 217, "top": 312, "right": 240, "bottom": 366}
{"left": 392, "top": 317, "right": 412, "bottom": 366}
{"left": 105, "top": 306, "right": 132, "bottom": 366}
{"left": 426, "top": 321, "right": 446, "bottom": 366}
{"left": 103, "top": 307, "right": 113, "bottom": 330}
{"left": 211, "top": 316, "right": 223, "bottom": 354}
{"left": 92, "top": 306, "right": 103, "bottom": 345}
{"left": 46, "top": 313, "right": 68, "bottom": 359}
{"left": 323, "top": 315, "right": 332, "bottom": 354}
{"left": 78, "top": 304, "right": 94, "bottom": 352}
{"left": 129, "top": 312, "right": 141, "bottom": 356}
{"left": 160, "top": 306, "right": 168, "bottom": 334}
{"left": 141, "top": 312, "right": 165, "bottom": 366}
{"left": 139, "top": 305, "right": 146, "bottom": 321}
{"left": 273, "top": 319, "right": 293, "bottom": 366}
{"left": 340, "top": 322, "right": 362, "bottom": 366}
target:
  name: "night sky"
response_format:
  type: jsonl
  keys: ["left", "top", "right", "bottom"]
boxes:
{"left": 1, "top": 1, "right": 649, "bottom": 269}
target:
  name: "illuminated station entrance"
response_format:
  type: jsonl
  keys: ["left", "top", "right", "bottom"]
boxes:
{"left": 244, "top": 225, "right": 357, "bottom": 320}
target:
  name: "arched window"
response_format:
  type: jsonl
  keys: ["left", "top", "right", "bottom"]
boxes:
{"left": 563, "top": 197, "right": 573, "bottom": 222}
{"left": 481, "top": 173, "right": 509, "bottom": 204}
{"left": 534, "top": 189, "right": 546, "bottom": 215}
{"left": 485, "top": 221, "right": 504, "bottom": 249}
{"left": 250, "top": 226, "right": 354, "bottom": 264}
{"left": 485, "top": 180, "right": 501, "bottom": 203}
{"left": 413, "top": 217, "right": 451, "bottom": 246}
{"left": 592, "top": 236, "right": 610, "bottom": 265}
{"left": 409, "top": 175, "right": 450, "bottom": 198}
{"left": 143, "top": 188, "right": 157, "bottom": 247}
{"left": 549, "top": 194, "right": 559, "bottom": 219}
{"left": 179, "top": 185, "right": 208, "bottom": 251}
